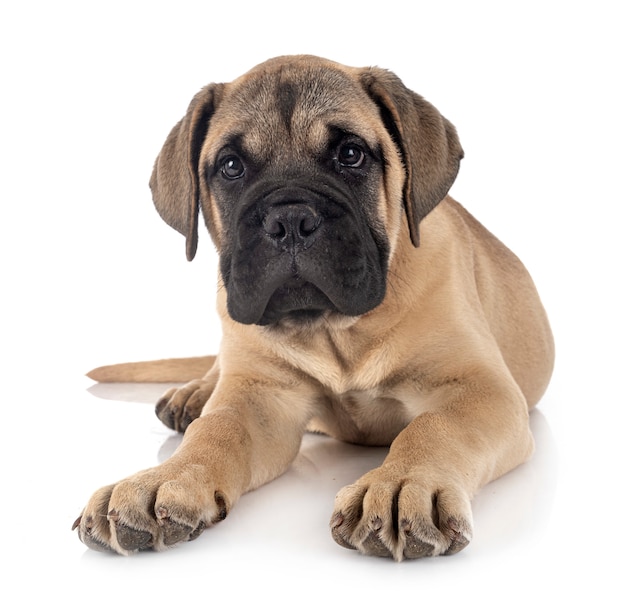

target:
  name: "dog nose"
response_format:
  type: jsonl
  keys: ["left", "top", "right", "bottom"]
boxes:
{"left": 263, "top": 204, "right": 322, "bottom": 248}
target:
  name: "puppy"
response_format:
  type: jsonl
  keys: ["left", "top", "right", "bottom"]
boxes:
{"left": 76, "top": 55, "right": 554, "bottom": 560}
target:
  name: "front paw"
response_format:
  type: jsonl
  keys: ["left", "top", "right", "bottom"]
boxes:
{"left": 330, "top": 472, "right": 472, "bottom": 561}
{"left": 73, "top": 466, "right": 229, "bottom": 555}
{"left": 155, "top": 379, "right": 214, "bottom": 432}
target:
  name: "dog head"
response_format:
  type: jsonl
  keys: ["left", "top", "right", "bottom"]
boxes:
{"left": 150, "top": 55, "right": 462, "bottom": 327}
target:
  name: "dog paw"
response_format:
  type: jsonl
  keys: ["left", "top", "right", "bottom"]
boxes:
{"left": 155, "top": 379, "right": 214, "bottom": 432}
{"left": 73, "top": 467, "right": 230, "bottom": 555}
{"left": 329, "top": 474, "right": 472, "bottom": 560}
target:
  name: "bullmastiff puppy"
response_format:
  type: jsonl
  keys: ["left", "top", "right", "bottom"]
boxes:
{"left": 75, "top": 55, "right": 554, "bottom": 560}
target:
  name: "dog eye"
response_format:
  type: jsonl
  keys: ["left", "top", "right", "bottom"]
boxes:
{"left": 337, "top": 144, "right": 365, "bottom": 168}
{"left": 221, "top": 156, "right": 245, "bottom": 179}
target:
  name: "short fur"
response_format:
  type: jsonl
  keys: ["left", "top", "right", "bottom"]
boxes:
{"left": 76, "top": 55, "right": 554, "bottom": 560}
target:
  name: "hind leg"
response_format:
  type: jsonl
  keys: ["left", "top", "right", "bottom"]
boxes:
{"left": 156, "top": 361, "right": 220, "bottom": 432}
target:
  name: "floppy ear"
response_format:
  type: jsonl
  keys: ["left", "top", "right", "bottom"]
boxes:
{"left": 150, "top": 83, "right": 224, "bottom": 261}
{"left": 360, "top": 68, "right": 463, "bottom": 246}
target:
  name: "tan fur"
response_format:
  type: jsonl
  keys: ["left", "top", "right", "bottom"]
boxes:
{"left": 87, "top": 356, "right": 215, "bottom": 383}
{"left": 75, "top": 56, "right": 554, "bottom": 560}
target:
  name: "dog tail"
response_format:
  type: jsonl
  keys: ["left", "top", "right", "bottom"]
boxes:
{"left": 86, "top": 356, "right": 216, "bottom": 383}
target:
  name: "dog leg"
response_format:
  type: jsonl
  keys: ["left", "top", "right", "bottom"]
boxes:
{"left": 154, "top": 358, "right": 221, "bottom": 432}
{"left": 156, "top": 379, "right": 216, "bottom": 432}
{"left": 74, "top": 377, "right": 312, "bottom": 554}
{"left": 330, "top": 373, "right": 534, "bottom": 560}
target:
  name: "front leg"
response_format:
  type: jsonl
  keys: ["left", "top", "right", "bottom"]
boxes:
{"left": 330, "top": 373, "right": 534, "bottom": 560}
{"left": 74, "top": 376, "right": 311, "bottom": 554}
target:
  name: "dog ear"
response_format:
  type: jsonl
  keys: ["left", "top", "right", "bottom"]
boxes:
{"left": 150, "top": 83, "right": 224, "bottom": 261}
{"left": 360, "top": 69, "right": 463, "bottom": 246}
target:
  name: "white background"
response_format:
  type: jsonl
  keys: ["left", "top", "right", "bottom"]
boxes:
{"left": 1, "top": 1, "right": 624, "bottom": 604}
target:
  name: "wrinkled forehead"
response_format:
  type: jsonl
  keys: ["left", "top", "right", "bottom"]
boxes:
{"left": 206, "top": 62, "right": 384, "bottom": 158}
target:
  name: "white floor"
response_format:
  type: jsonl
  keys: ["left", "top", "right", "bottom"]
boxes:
{"left": 7, "top": 363, "right": 619, "bottom": 605}
{"left": 2, "top": 2, "right": 624, "bottom": 605}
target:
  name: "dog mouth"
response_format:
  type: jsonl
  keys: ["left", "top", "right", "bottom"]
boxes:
{"left": 221, "top": 182, "right": 389, "bottom": 327}
{"left": 223, "top": 237, "right": 388, "bottom": 326}
{"left": 254, "top": 278, "right": 337, "bottom": 326}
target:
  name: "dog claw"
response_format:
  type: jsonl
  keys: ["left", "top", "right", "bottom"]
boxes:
{"left": 155, "top": 507, "right": 195, "bottom": 545}
{"left": 103, "top": 507, "right": 153, "bottom": 551}
{"left": 362, "top": 530, "right": 392, "bottom": 558}
{"left": 443, "top": 518, "right": 470, "bottom": 555}
{"left": 73, "top": 514, "right": 114, "bottom": 552}
{"left": 403, "top": 531, "right": 435, "bottom": 559}
{"left": 188, "top": 520, "right": 206, "bottom": 541}
{"left": 330, "top": 513, "right": 357, "bottom": 550}
{"left": 110, "top": 514, "right": 153, "bottom": 551}
{"left": 161, "top": 519, "right": 194, "bottom": 546}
